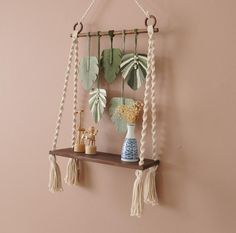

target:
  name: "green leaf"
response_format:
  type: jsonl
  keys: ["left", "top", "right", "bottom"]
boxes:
{"left": 109, "top": 97, "right": 134, "bottom": 133}
{"left": 79, "top": 57, "right": 99, "bottom": 91}
{"left": 89, "top": 88, "right": 107, "bottom": 123}
{"left": 120, "top": 53, "right": 147, "bottom": 90}
{"left": 102, "top": 49, "right": 122, "bottom": 84}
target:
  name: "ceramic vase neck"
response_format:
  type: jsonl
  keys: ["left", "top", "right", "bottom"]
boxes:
{"left": 126, "top": 124, "right": 136, "bottom": 139}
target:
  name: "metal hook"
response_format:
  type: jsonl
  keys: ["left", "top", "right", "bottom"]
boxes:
{"left": 108, "top": 30, "right": 115, "bottom": 64}
{"left": 73, "top": 22, "right": 84, "bottom": 36}
{"left": 145, "top": 15, "right": 157, "bottom": 28}
{"left": 97, "top": 31, "right": 101, "bottom": 37}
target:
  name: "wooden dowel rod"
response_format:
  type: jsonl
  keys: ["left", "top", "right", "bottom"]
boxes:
{"left": 71, "top": 27, "right": 159, "bottom": 38}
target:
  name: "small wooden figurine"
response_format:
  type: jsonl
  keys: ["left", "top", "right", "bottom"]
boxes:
{"left": 74, "top": 110, "right": 86, "bottom": 153}
{"left": 82, "top": 126, "right": 98, "bottom": 155}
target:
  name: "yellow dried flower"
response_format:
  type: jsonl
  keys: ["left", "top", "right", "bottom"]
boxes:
{"left": 116, "top": 101, "right": 143, "bottom": 124}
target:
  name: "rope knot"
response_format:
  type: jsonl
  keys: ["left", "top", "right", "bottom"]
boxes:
{"left": 149, "top": 165, "right": 158, "bottom": 173}
{"left": 147, "top": 25, "right": 154, "bottom": 35}
{"left": 49, "top": 155, "right": 56, "bottom": 163}
{"left": 135, "top": 170, "right": 143, "bottom": 179}
{"left": 72, "top": 31, "right": 78, "bottom": 41}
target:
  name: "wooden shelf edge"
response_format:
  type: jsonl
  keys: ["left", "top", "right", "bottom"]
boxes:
{"left": 49, "top": 148, "right": 160, "bottom": 171}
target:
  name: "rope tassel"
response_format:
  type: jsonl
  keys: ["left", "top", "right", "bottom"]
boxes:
{"left": 130, "top": 170, "right": 144, "bottom": 217}
{"left": 143, "top": 26, "right": 159, "bottom": 206}
{"left": 48, "top": 155, "right": 63, "bottom": 193}
{"left": 48, "top": 37, "right": 76, "bottom": 193}
{"left": 65, "top": 158, "right": 80, "bottom": 186}
{"left": 144, "top": 165, "right": 158, "bottom": 205}
{"left": 64, "top": 35, "right": 80, "bottom": 186}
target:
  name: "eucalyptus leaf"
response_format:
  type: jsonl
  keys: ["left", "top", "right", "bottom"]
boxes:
{"left": 120, "top": 53, "right": 147, "bottom": 90}
{"left": 109, "top": 97, "right": 134, "bottom": 133}
{"left": 102, "top": 49, "right": 122, "bottom": 84}
{"left": 89, "top": 88, "right": 107, "bottom": 123}
{"left": 79, "top": 57, "right": 99, "bottom": 91}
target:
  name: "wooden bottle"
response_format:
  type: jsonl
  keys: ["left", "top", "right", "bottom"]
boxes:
{"left": 74, "top": 110, "right": 85, "bottom": 153}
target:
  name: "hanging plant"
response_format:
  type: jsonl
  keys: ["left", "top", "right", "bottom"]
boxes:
{"left": 79, "top": 33, "right": 99, "bottom": 90}
{"left": 88, "top": 32, "right": 107, "bottom": 123}
{"left": 79, "top": 57, "right": 99, "bottom": 90}
{"left": 109, "top": 31, "right": 134, "bottom": 133}
{"left": 120, "top": 53, "right": 147, "bottom": 90}
{"left": 89, "top": 88, "right": 107, "bottom": 123}
{"left": 102, "top": 30, "right": 122, "bottom": 84}
{"left": 120, "top": 29, "right": 148, "bottom": 90}
{"left": 109, "top": 97, "right": 134, "bottom": 133}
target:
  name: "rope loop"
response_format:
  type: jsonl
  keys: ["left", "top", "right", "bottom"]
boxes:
{"left": 73, "top": 22, "right": 83, "bottom": 37}
{"left": 49, "top": 154, "right": 56, "bottom": 163}
{"left": 135, "top": 170, "right": 143, "bottom": 179}
{"left": 145, "top": 15, "right": 157, "bottom": 28}
{"left": 134, "top": 0, "right": 150, "bottom": 18}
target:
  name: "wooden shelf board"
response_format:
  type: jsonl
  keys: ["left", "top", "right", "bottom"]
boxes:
{"left": 49, "top": 148, "right": 159, "bottom": 170}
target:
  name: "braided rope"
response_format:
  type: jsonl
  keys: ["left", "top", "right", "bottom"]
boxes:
{"left": 76, "top": 0, "right": 150, "bottom": 26}
{"left": 64, "top": 37, "right": 80, "bottom": 186}
{"left": 138, "top": 26, "right": 153, "bottom": 166}
{"left": 134, "top": 0, "right": 150, "bottom": 18}
{"left": 51, "top": 36, "right": 77, "bottom": 152}
{"left": 148, "top": 25, "right": 158, "bottom": 161}
{"left": 79, "top": 0, "right": 96, "bottom": 23}
{"left": 48, "top": 34, "right": 77, "bottom": 192}
{"left": 142, "top": 26, "right": 159, "bottom": 206}
{"left": 72, "top": 39, "right": 79, "bottom": 146}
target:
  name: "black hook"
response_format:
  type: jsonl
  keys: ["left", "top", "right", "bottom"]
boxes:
{"left": 108, "top": 30, "right": 115, "bottom": 64}
{"left": 145, "top": 15, "right": 157, "bottom": 28}
{"left": 73, "top": 22, "right": 83, "bottom": 36}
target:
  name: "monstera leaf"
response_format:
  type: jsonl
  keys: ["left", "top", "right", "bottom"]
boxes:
{"left": 89, "top": 88, "right": 107, "bottom": 123}
{"left": 109, "top": 97, "right": 134, "bottom": 133}
{"left": 79, "top": 57, "right": 99, "bottom": 91}
{"left": 120, "top": 53, "right": 147, "bottom": 90}
{"left": 102, "top": 49, "right": 122, "bottom": 84}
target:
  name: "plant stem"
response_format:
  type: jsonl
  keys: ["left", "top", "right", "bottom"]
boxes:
{"left": 97, "top": 31, "right": 101, "bottom": 89}
{"left": 108, "top": 30, "right": 114, "bottom": 65}
{"left": 87, "top": 32, "right": 91, "bottom": 71}
{"left": 121, "top": 30, "right": 126, "bottom": 105}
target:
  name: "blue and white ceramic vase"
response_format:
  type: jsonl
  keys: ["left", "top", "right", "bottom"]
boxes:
{"left": 121, "top": 124, "right": 139, "bottom": 162}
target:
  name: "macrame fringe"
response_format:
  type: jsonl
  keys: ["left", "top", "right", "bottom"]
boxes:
{"left": 48, "top": 155, "right": 63, "bottom": 193}
{"left": 144, "top": 165, "right": 158, "bottom": 205}
{"left": 64, "top": 158, "right": 79, "bottom": 186}
{"left": 130, "top": 170, "right": 144, "bottom": 217}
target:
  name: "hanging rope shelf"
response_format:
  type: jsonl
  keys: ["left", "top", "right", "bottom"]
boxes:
{"left": 48, "top": 0, "right": 160, "bottom": 218}
{"left": 50, "top": 148, "right": 159, "bottom": 170}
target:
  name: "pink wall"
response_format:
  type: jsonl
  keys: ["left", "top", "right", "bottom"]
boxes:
{"left": 0, "top": 0, "right": 236, "bottom": 232}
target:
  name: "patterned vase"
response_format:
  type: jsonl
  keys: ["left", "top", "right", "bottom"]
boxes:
{"left": 121, "top": 124, "right": 139, "bottom": 162}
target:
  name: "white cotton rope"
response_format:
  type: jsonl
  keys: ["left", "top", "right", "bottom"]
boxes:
{"left": 131, "top": 25, "right": 159, "bottom": 216}
{"left": 134, "top": 0, "right": 150, "bottom": 18}
{"left": 76, "top": 0, "right": 150, "bottom": 26}
{"left": 130, "top": 23, "right": 154, "bottom": 217}
{"left": 144, "top": 165, "right": 158, "bottom": 205}
{"left": 138, "top": 26, "right": 153, "bottom": 167}
{"left": 49, "top": 155, "right": 63, "bottom": 193}
{"left": 130, "top": 170, "right": 144, "bottom": 217}
{"left": 48, "top": 33, "right": 78, "bottom": 193}
{"left": 149, "top": 25, "right": 158, "bottom": 161}
{"left": 65, "top": 34, "right": 80, "bottom": 186}
{"left": 72, "top": 37, "right": 79, "bottom": 147}
{"left": 78, "top": 0, "right": 96, "bottom": 23}
{"left": 143, "top": 25, "right": 159, "bottom": 205}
